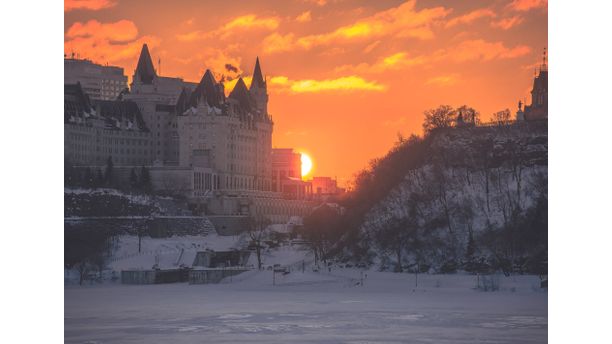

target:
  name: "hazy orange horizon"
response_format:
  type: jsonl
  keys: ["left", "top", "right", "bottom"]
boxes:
{"left": 64, "top": 0, "right": 548, "bottom": 187}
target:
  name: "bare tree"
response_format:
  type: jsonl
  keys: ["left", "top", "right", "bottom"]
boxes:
{"left": 75, "top": 260, "right": 92, "bottom": 286}
{"left": 494, "top": 109, "right": 512, "bottom": 126}
{"left": 375, "top": 216, "right": 410, "bottom": 272}
{"left": 473, "top": 136, "right": 495, "bottom": 213}
{"left": 303, "top": 204, "right": 342, "bottom": 266}
{"left": 456, "top": 105, "right": 480, "bottom": 126}
{"left": 422, "top": 105, "right": 455, "bottom": 135}
{"left": 247, "top": 215, "right": 271, "bottom": 270}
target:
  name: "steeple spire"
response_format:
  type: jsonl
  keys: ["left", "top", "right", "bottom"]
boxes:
{"left": 134, "top": 44, "right": 157, "bottom": 84}
{"left": 250, "top": 56, "right": 266, "bottom": 90}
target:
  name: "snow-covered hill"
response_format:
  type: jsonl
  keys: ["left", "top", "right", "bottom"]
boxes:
{"left": 337, "top": 122, "right": 548, "bottom": 274}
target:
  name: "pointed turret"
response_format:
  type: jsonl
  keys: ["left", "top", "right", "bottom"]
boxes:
{"left": 229, "top": 77, "right": 253, "bottom": 111}
{"left": 188, "top": 69, "right": 223, "bottom": 108}
{"left": 250, "top": 56, "right": 266, "bottom": 90}
{"left": 249, "top": 57, "right": 268, "bottom": 115}
{"left": 175, "top": 87, "right": 192, "bottom": 115}
{"left": 134, "top": 44, "right": 156, "bottom": 84}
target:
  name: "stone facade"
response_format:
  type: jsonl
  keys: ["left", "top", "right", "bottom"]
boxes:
{"left": 176, "top": 63, "right": 274, "bottom": 194}
{"left": 64, "top": 84, "right": 152, "bottom": 167}
{"left": 65, "top": 44, "right": 317, "bottom": 222}
{"left": 124, "top": 44, "right": 198, "bottom": 166}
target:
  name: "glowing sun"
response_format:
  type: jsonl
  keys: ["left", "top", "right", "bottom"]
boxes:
{"left": 301, "top": 153, "right": 313, "bottom": 178}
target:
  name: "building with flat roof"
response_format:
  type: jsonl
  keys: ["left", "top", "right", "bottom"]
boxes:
{"left": 64, "top": 57, "right": 128, "bottom": 101}
{"left": 272, "top": 148, "right": 312, "bottom": 200}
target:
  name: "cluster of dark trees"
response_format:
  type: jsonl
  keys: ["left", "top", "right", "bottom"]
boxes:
{"left": 301, "top": 204, "right": 345, "bottom": 267}
{"left": 65, "top": 156, "right": 152, "bottom": 193}
{"left": 301, "top": 105, "right": 547, "bottom": 275}
{"left": 64, "top": 192, "right": 160, "bottom": 217}
{"left": 422, "top": 104, "right": 513, "bottom": 135}
{"left": 65, "top": 226, "right": 118, "bottom": 285}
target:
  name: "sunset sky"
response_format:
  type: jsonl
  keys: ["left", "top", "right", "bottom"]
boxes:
{"left": 64, "top": 0, "right": 548, "bottom": 186}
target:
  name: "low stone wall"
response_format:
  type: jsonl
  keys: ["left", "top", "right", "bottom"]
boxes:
{"left": 188, "top": 268, "right": 249, "bottom": 284}
{"left": 121, "top": 268, "right": 190, "bottom": 284}
{"left": 121, "top": 270, "right": 156, "bottom": 284}
{"left": 65, "top": 216, "right": 214, "bottom": 237}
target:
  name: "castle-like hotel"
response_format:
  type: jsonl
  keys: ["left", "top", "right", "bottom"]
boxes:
{"left": 64, "top": 44, "right": 337, "bottom": 222}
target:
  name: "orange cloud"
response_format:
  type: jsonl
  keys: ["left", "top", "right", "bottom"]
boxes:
{"left": 303, "top": 0, "right": 327, "bottom": 6}
{"left": 507, "top": 0, "right": 547, "bottom": 11}
{"left": 263, "top": 0, "right": 451, "bottom": 54}
{"left": 363, "top": 40, "right": 381, "bottom": 53}
{"left": 176, "top": 31, "right": 204, "bottom": 42}
{"left": 222, "top": 14, "right": 279, "bottom": 32}
{"left": 64, "top": 20, "right": 160, "bottom": 63}
{"left": 439, "top": 39, "right": 531, "bottom": 62}
{"left": 262, "top": 33, "right": 298, "bottom": 54}
{"left": 426, "top": 74, "right": 460, "bottom": 86}
{"left": 296, "top": 11, "right": 312, "bottom": 23}
{"left": 335, "top": 52, "right": 426, "bottom": 74}
{"left": 445, "top": 9, "right": 496, "bottom": 28}
{"left": 491, "top": 16, "right": 524, "bottom": 30}
{"left": 173, "top": 47, "right": 244, "bottom": 82}
{"left": 64, "top": 0, "right": 116, "bottom": 12}
{"left": 177, "top": 14, "right": 279, "bottom": 41}
{"left": 66, "top": 19, "right": 138, "bottom": 42}
{"left": 269, "top": 75, "right": 386, "bottom": 93}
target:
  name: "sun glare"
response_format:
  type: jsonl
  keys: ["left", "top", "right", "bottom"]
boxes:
{"left": 301, "top": 153, "right": 313, "bottom": 178}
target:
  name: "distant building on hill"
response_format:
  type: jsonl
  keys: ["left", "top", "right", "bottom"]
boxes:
{"left": 310, "top": 176, "right": 345, "bottom": 200}
{"left": 272, "top": 148, "right": 312, "bottom": 200}
{"left": 517, "top": 49, "right": 548, "bottom": 121}
{"left": 64, "top": 56, "right": 128, "bottom": 101}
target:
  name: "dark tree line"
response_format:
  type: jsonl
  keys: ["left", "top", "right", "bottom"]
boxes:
{"left": 65, "top": 227, "right": 117, "bottom": 285}
{"left": 65, "top": 156, "right": 152, "bottom": 193}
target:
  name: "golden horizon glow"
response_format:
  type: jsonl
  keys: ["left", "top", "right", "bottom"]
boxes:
{"left": 64, "top": 0, "right": 547, "bottom": 187}
{"left": 301, "top": 153, "right": 313, "bottom": 178}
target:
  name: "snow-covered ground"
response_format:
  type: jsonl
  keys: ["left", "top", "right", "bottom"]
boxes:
{"left": 65, "top": 269, "right": 547, "bottom": 343}
{"left": 108, "top": 234, "right": 245, "bottom": 271}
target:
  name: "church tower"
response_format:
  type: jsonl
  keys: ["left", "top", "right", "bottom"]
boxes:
{"left": 517, "top": 48, "right": 548, "bottom": 121}
{"left": 249, "top": 57, "right": 268, "bottom": 116}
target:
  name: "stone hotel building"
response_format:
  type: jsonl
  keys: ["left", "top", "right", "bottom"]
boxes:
{"left": 64, "top": 44, "right": 315, "bottom": 222}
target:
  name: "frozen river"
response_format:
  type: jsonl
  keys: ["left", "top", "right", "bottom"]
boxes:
{"left": 65, "top": 271, "right": 547, "bottom": 343}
